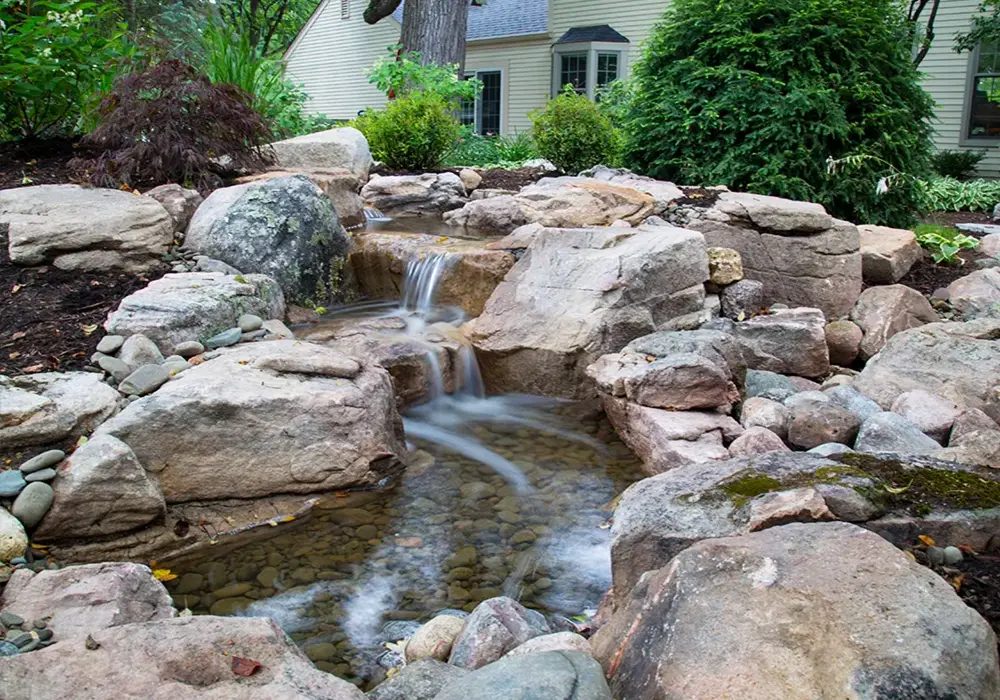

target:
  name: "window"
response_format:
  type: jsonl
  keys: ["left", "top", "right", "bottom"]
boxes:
{"left": 340, "top": 0, "right": 349, "bottom": 19}
{"left": 596, "top": 53, "right": 619, "bottom": 90}
{"left": 560, "top": 53, "right": 588, "bottom": 94}
{"left": 969, "top": 41, "right": 1000, "bottom": 140}
{"left": 460, "top": 70, "right": 503, "bottom": 135}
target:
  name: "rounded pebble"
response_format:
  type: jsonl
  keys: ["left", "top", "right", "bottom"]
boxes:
{"left": 19, "top": 450, "right": 65, "bottom": 474}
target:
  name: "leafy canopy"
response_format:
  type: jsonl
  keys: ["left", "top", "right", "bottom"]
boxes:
{"left": 623, "top": 0, "right": 935, "bottom": 226}
{"left": 367, "top": 44, "right": 479, "bottom": 102}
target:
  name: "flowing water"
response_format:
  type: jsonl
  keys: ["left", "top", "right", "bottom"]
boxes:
{"left": 163, "top": 250, "right": 644, "bottom": 687}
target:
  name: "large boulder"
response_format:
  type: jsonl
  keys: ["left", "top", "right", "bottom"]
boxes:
{"left": 434, "top": 651, "right": 611, "bottom": 700}
{"left": 443, "top": 177, "right": 655, "bottom": 232}
{"left": 361, "top": 173, "right": 467, "bottom": 217}
{"left": 369, "top": 660, "right": 469, "bottom": 700}
{"left": 858, "top": 224, "right": 923, "bottom": 284}
{"left": 587, "top": 352, "right": 736, "bottom": 412}
{"left": 593, "top": 522, "right": 1000, "bottom": 700}
{"left": 350, "top": 232, "right": 515, "bottom": 318}
{"left": 33, "top": 435, "right": 165, "bottom": 542}
{"left": 849, "top": 284, "right": 938, "bottom": 360}
{"left": 237, "top": 168, "right": 365, "bottom": 229}
{"left": 579, "top": 165, "right": 683, "bottom": 215}
{"left": 448, "top": 597, "right": 550, "bottom": 670}
{"left": 0, "top": 562, "right": 175, "bottom": 642}
{"left": 853, "top": 318, "right": 1000, "bottom": 411}
{"left": 948, "top": 268, "right": 1000, "bottom": 320}
{"left": 0, "top": 185, "right": 173, "bottom": 272}
{"left": 464, "top": 225, "right": 708, "bottom": 398}
{"left": 730, "top": 307, "right": 830, "bottom": 378}
{"left": 104, "top": 272, "right": 285, "bottom": 356}
{"left": 0, "top": 615, "right": 366, "bottom": 700}
{"left": 92, "top": 340, "right": 405, "bottom": 502}
{"left": 143, "top": 184, "right": 203, "bottom": 233}
{"left": 269, "top": 126, "right": 373, "bottom": 180}
{"left": 0, "top": 372, "right": 119, "bottom": 449}
{"left": 184, "top": 175, "right": 352, "bottom": 305}
{"left": 686, "top": 192, "right": 862, "bottom": 318}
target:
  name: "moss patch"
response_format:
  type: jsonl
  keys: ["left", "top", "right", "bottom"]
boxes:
{"left": 717, "top": 470, "right": 782, "bottom": 508}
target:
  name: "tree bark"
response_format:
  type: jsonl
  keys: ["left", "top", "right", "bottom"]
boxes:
{"left": 400, "top": 0, "right": 469, "bottom": 70}
{"left": 364, "top": 0, "right": 402, "bottom": 24}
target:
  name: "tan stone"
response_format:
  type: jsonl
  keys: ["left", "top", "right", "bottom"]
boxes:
{"left": 850, "top": 284, "right": 937, "bottom": 360}
{"left": 859, "top": 224, "right": 922, "bottom": 284}
{"left": 406, "top": 614, "right": 467, "bottom": 662}
{"left": 948, "top": 269, "right": 1000, "bottom": 320}
{"left": 728, "top": 426, "right": 790, "bottom": 457}
{"left": 459, "top": 168, "right": 483, "bottom": 192}
{"left": 824, "top": 319, "right": 863, "bottom": 366}
{"left": 505, "top": 632, "right": 592, "bottom": 658}
{"left": 706, "top": 247, "right": 743, "bottom": 285}
{"left": 746, "top": 487, "right": 834, "bottom": 531}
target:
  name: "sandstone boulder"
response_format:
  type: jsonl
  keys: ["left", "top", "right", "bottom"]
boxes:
{"left": 0, "top": 615, "right": 366, "bottom": 700}
{"left": 579, "top": 165, "right": 683, "bottom": 215}
{"left": 143, "top": 184, "right": 203, "bottom": 233}
{"left": 731, "top": 307, "right": 830, "bottom": 378}
{"left": 405, "top": 614, "right": 467, "bottom": 663}
{"left": 850, "top": 284, "right": 937, "bottom": 360}
{"left": 465, "top": 225, "right": 708, "bottom": 398}
{"left": 444, "top": 177, "right": 655, "bottom": 232}
{"left": 739, "top": 397, "right": 790, "bottom": 440}
{"left": 853, "top": 318, "right": 1000, "bottom": 411}
{"left": 269, "top": 126, "right": 372, "bottom": 180}
{"left": 104, "top": 272, "right": 285, "bottom": 356}
{"left": 33, "top": 435, "right": 165, "bottom": 541}
{"left": 728, "top": 426, "right": 789, "bottom": 457}
{"left": 948, "top": 268, "right": 1000, "bottom": 320}
{"left": 594, "top": 522, "right": 1000, "bottom": 700}
{"left": 0, "top": 372, "right": 119, "bottom": 449}
{"left": 687, "top": 192, "right": 861, "bottom": 318}
{"left": 859, "top": 224, "right": 922, "bottom": 284}
{"left": 361, "top": 173, "right": 467, "bottom": 217}
{"left": 350, "top": 232, "right": 515, "bottom": 318}
{"left": 1, "top": 185, "right": 173, "bottom": 272}
{"left": 824, "top": 319, "right": 863, "bottom": 366}
{"left": 185, "top": 175, "right": 352, "bottom": 305}
{"left": 0, "top": 562, "right": 175, "bottom": 642}
{"left": 93, "top": 340, "right": 405, "bottom": 502}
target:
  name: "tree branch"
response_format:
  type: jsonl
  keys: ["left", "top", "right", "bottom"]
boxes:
{"left": 364, "top": 0, "right": 402, "bottom": 24}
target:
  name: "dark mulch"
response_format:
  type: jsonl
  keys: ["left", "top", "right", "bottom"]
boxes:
{"left": 372, "top": 164, "right": 545, "bottom": 191}
{"left": 0, "top": 138, "right": 91, "bottom": 190}
{"left": 675, "top": 186, "right": 722, "bottom": 209}
{"left": 896, "top": 248, "right": 984, "bottom": 297}
{"left": 0, "top": 229, "right": 159, "bottom": 376}
{"left": 921, "top": 210, "right": 992, "bottom": 230}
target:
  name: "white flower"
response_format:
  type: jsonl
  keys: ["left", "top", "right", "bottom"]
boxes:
{"left": 875, "top": 177, "right": 890, "bottom": 195}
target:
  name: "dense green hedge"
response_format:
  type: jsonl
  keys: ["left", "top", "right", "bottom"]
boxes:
{"left": 624, "top": 0, "right": 935, "bottom": 226}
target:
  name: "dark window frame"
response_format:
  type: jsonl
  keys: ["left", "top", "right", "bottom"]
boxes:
{"left": 962, "top": 41, "right": 1000, "bottom": 145}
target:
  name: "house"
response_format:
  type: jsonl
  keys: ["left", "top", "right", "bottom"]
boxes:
{"left": 286, "top": 0, "right": 999, "bottom": 175}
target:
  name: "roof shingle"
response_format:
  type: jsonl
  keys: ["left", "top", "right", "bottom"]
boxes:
{"left": 392, "top": 0, "right": 548, "bottom": 41}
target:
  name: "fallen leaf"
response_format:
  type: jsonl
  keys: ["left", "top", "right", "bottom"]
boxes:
{"left": 11, "top": 331, "right": 26, "bottom": 340}
{"left": 884, "top": 481, "right": 912, "bottom": 494}
{"left": 75, "top": 436, "right": 88, "bottom": 447}
{"left": 188, "top": 355, "right": 205, "bottom": 365}
{"left": 152, "top": 568, "right": 177, "bottom": 582}
{"left": 8, "top": 352, "right": 20, "bottom": 360}
{"left": 80, "top": 324, "right": 99, "bottom": 336}
{"left": 23, "top": 364, "right": 44, "bottom": 373}
{"left": 396, "top": 536, "right": 423, "bottom": 548}
{"left": 231, "top": 656, "right": 262, "bottom": 677}
{"left": 918, "top": 534, "right": 936, "bottom": 547}
{"left": 903, "top": 550, "right": 917, "bottom": 562}
{"left": 11, "top": 284, "right": 22, "bottom": 294}
{"left": 950, "top": 573, "right": 965, "bottom": 592}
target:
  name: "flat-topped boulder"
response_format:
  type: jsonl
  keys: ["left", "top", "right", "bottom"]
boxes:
{"left": 853, "top": 318, "right": 1000, "bottom": 411}
{"left": 464, "top": 225, "right": 708, "bottom": 398}
{"left": 859, "top": 224, "right": 923, "bottom": 284}
{"left": 579, "top": 165, "right": 683, "bottom": 215}
{"left": 351, "top": 232, "right": 515, "bottom": 318}
{"left": 184, "top": 175, "right": 352, "bottom": 305}
{"left": 948, "top": 268, "right": 1000, "bottom": 320}
{"left": 684, "top": 192, "right": 862, "bottom": 318}
{"left": 594, "top": 522, "right": 1000, "bottom": 700}
{"left": 0, "top": 372, "right": 119, "bottom": 449}
{"left": 268, "top": 125, "right": 372, "bottom": 181}
{"left": 730, "top": 307, "right": 830, "bottom": 378}
{"left": 1, "top": 184, "right": 173, "bottom": 272}
{"left": 443, "top": 177, "right": 655, "bottom": 232}
{"left": 93, "top": 340, "right": 405, "bottom": 502}
{"left": 361, "top": 173, "right": 467, "bottom": 217}
{"left": 104, "top": 272, "right": 285, "bottom": 356}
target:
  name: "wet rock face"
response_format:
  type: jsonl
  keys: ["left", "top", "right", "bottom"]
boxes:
{"left": 593, "top": 522, "right": 1000, "bottom": 700}
{"left": 686, "top": 192, "right": 862, "bottom": 318}
{"left": 92, "top": 340, "right": 405, "bottom": 503}
{"left": 466, "top": 225, "right": 708, "bottom": 399}
{"left": 184, "top": 175, "right": 353, "bottom": 306}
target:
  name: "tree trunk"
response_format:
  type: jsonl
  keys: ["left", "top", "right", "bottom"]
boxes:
{"left": 399, "top": 0, "right": 469, "bottom": 72}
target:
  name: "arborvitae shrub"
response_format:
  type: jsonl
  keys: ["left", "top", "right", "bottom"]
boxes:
{"left": 73, "top": 60, "right": 273, "bottom": 191}
{"left": 530, "top": 86, "right": 620, "bottom": 174}
{"left": 624, "top": 0, "right": 935, "bottom": 227}
{"left": 354, "top": 91, "right": 460, "bottom": 171}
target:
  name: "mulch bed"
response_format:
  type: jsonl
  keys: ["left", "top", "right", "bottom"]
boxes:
{"left": 0, "top": 229, "right": 157, "bottom": 376}
{"left": 912, "top": 548, "right": 1000, "bottom": 652}
{"left": 0, "top": 138, "right": 90, "bottom": 190}
{"left": 895, "top": 248, "right": 985, "bottom": 297}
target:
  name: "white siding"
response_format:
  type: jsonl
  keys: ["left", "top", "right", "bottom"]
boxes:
{"left": 285, "top": 0, "right": 400, "bottom": 120}
{"left": 466, "top": 38, "right": 553, "bottom": 134}
{"left": 920, "top": 0, "right": 999, "bottom": 177}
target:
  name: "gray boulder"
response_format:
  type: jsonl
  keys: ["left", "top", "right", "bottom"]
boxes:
{"left": 448, "top": 597, "right": 550, "bottom": 670}
{"left": 361, "top": 173, "right": 467, "bottom": 217}
{"left": 744, "top": 369, "right": 800, "bottom": 402}
{"left": 269, "top": 126, "right": 373, "bottom": 180}
{"left": 368, "top": 660, "right": 468, "bottom": 700}
{"left": 786, "top": 401, "right": 861, "bottom": 449}
{"left": 720, "top": 279, "right": 765, "bottom": 320}
{"left": 624, "top": 329, "right": 746, "bottom": 384}
{"left": 826, "top": 385, "right": 883, "bottom": 423}
{"left": 105, "top": 272, "right": 285, "bottom": 356}
{"left": 0, "top": 372, "right": 119, "bottom": 449}
{"left": 854, "top": 412, "right": 942, "bottom": 454}
{"left": 739, "top": 397, "right": 790, "bottom": 440}
{"left": 434, "top": 651, "right": 611, "bottom": 700}
{"left": 593, "top": 522, "right": 1000, "bottom": 700}
{"left": 185, "top": 175, "right": 352, "bottom": 305}
{"left": 118, "top": 334, "right": 164, "bottom": 368}
{"left": 891, "top": 389, "right": 960, "bottom": 443}
{"left": 850, "top": 284, "right": 937, "bottom": 360}
{"left": 731, "top": 308, "right": 830, "bottom": 378}
{"left": 948, "top": 268, "right": 1000, "bottom": 320}
{"left": 1, "top": 185, "right": 172, "bottom": 272}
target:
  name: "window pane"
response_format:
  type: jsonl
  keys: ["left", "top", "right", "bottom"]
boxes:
{"left": 560, "top": 53, "right": 587, "bottom": 94}
{"left": 597, "top": 53, "right": 619, "bottom": 89}
{"left": 479, "top": 71, "right": 501, "bottom": 135}
{"left": 979, "top": 41, "right": 1000, "bottom": 73}
{"left": 459, "top": 75, "right": 476, "bottom": 127}
{"left": 969, "top": 75, "right": 1000, "bottom": 138}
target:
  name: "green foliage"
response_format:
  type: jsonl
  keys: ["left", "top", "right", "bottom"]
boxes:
{"left": 913, "top": 224, "right": 980, "bottom": 264}
{"left": 444, "top": 129, "right": 539, "bottom": 168}
{"left": 931, "top": 150, "right": 987, "bottom": 180}
{"left": 529, "top": 86, "right": 620, "bottom": 174}
{"left": 915, "top": 177, "right": 1000, "bottom": 212}
{"left": 354, "top": 91, "right": 460, "bottom": 170}
{"left": 623, "top": 0, "right": 935, "bottom": 227}
{"left": 0, "top": 0, "right": 132, "bottom": 139}
{"left": 367, "top": 45, "right": 480, "bottom": 103}
{"left": 955, "top": 1, "right": 1000, "bottom": 52}
{"left": 200, "top": 21, "right": 331, "bottom": 138}
{"left": 595, "top": 79, "right": 634, "bottom": 130}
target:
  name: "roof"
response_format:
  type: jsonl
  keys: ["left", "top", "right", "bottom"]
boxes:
{"left": 392, "top": 0, "right": 548, "bottom": 42}
{"left": 555, "top": 24, "right": 630, "bottom": 44}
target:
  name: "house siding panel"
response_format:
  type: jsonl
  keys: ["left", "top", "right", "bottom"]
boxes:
{"left": 466, "top": 38, "right": 553, "bottom": 134}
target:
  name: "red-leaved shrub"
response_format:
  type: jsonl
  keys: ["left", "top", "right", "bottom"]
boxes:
{"left": 73, "top": 60, "right": 274, "bottom": 191}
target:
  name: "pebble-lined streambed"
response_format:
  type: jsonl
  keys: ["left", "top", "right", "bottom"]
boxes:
{"left": 162, "top": 408, "right": 643, "bottom": 687}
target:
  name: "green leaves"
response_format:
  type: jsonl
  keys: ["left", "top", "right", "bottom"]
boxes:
{"left": 529, "top": 86, "right": 621, "bottom": 174}
{"left": 913, "top": 224, "right": 981, "bottom": 265}
{"left": 353, "top": 91, "right": 460, "bottom": 171}
{"left": 915, "top": 177, "right": 1000, "bottom": 213}
{"left": 367, "top": 45, "right": 479, "bottom": 103}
